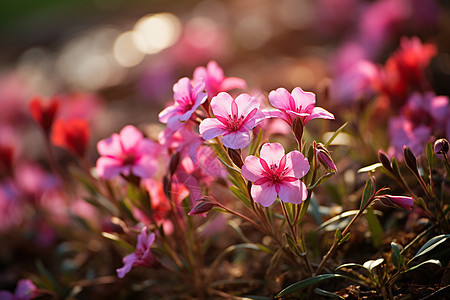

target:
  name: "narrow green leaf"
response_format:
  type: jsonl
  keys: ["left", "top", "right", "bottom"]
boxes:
{"left": 249, "top": 128, "right": 263, "bottom": 156}
{"left": 391, "top": 242, "right": 405, "bottom": 270}
{"left": 324, "top": 122, "right": 348, "bottom": 147}
{"left": 335, "top": 263, "right": 367, "bottom": 271}
{"left": 391, "top": 158, "right": 402, "bottom": 179}
{"left": 36, "top": 260, "right": 66, "bottom": 297}
{"left": 410, "top": 234, "right": 450, "bottom": 262}
{"left": 308, "top": 172, "right": 336, "bottom": 190}
{"left": 316, "top": 210, "right": 359, "bottom": 231}
{"left": 285, "top": 233, "right": 304, "bottom": 257}
{"left": 297, "top": 197, "right": 311, "bottom": 224}
{"left": 366, "top": 208, "right": 383, "bottom": 248}
{"left": 426, "top": 141, "right": 434, "bottom": 170}
{"left": 357, "top": 163, "right": 383, "bottom": 173}
{"left": 275, "top": 274, "right": 348, "bottom": 298}
{"left": 405, "top": 259, "right": 441, "bottom": 273}
{"left": 339, "top": 232, "right": 350, "bottom": 244}
{"left": 314, "top": 288, "right": 345, "bottom": 299}
{"left": 102, "top": 232, "right": 136, "bottom": 253}
{"left": 243, "top": 296, "right": 273, "bottom": 300}
{"left": 229, "top": 185, "right": 252, "bottom": 208}
{"left": 360, "top": 177, "right": 375, "bottom": 209}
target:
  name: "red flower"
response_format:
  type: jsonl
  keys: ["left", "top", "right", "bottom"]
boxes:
{"left": 29, "top": 96, "right": 60, "bottom": 135}
{"left": 51, "top": 119, "right": 89, "bottom": 157}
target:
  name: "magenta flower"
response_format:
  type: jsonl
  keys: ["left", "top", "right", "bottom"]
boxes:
{"left": 266, "top": 87, "right": 334, "bottom": 126}
{"left": 158, "top": 77, "right": 207, "bottom": 131}
{"left": 199, "top": 92, "right": 265, "bottom": 149}
{"left": 96, "top": 125, "right": 159, "bottom": 180}
{"left": 241, "top": 143, "right": 310, "bottom": 207}
{"left": 193, "top": 61, "right": 246, "bottom": 97}
{"left": 0, "top": 279, "right": 38, "bottom": 300}
{"left": 116, "top": 226, "right": 157, "bottom": 278}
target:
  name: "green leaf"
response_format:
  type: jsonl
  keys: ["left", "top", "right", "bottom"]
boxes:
{"left": 360, "top": 177, "right": 375, "bottom": 209}
{"left": 315, "top": 288, "right": 345, "bottom": 299}
{"left": 363, "top": 258, "right": 384, "bottom": 272}
{"left": 229, "top": 185, "right": 252, "bottom": 208}
{"left": 36, "top": 260, "right": 67, "bottom": 297}
{"left": 391, "top": 158, "right": 402, "bottom": 179}
{"left": 102, "top": 232, "right": 136, "bottom": 253}
{"left": 366, "top": 208, "right": 383, "bottom": 248}
{"left": 275, "top": 274, "right": 348, "bottom": 298}
{"left": 285, "top": 233, "right": 305, "bottom": 257}
{"left": 339, "top": 232, "right": 350, "bottom": 244}
{"left": 357, "top": 163, "right": 383, "bottom": 173}
{"left": 243, "top": 296, "right": 273, "bottom": 300}
{"left": 335, "top": 263, "right": 367, "bottom": 271}
{"left": 316, "top": 210, "right": 359, "bottom": 231}
{"left": 405, "top": 259, "right": 441, "bottom": 273}
{"left": 410, "top": 234, "right": 450, "bottom": 262}
{"left": 324, "top": 122, "right": 348, "bottom": 147}
{"left": 297, "top": 197, "right": 311, "bottom": 225}
{"left": 308, "top": 172, "right": 336, "bottom": 190}
{"left": 249, "top": 128, "right": 263, "bottom": 156}
{"left": 390, "top": 242, "right": 405, "bottom": 270}
{"left": 426, "top": 141, "right": 434, "bottom": 170}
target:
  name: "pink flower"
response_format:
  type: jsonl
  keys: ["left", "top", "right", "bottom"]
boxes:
{"left": 116, "top": 226, "right": 157, "bottom": 278}
{"left": 0, "top": 279, "right": 38, "bottom": 300}
{"left": 96, "top": 125, "right": 159, "bottom": 180}
{"left": 266, "top": 87, "right": 334, "bottom": 126}
{"left": 241, "top": 143, "right": 310, "bottom": 207}
{"left": 199, "top": 92, "right": 265, "bottom": 149}
{"left": 158, "top": 77, "right": 207, "bottom": 131}
{"left": 193, "top": 61, "right": 246, "bottom": 97}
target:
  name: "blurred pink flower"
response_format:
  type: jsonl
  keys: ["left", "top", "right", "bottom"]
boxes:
{"left": 266, "top": 87, "right": 334, "bottom": 126}
{"left": 241, "top": 143, "right": 310, "bottom": 207}
{"left": 57, "top": 93, "right": 103, "bottom": 121}
{"left": 96, "top": 125, "right": 159, "bottom": 180}
{"left": 193, "top": 61, "right": 246, "bottom": 98}
{"left": 199, "top": 92, "right": 265, "bottom": 149}
{"left": 0, "top": 279, "right": 38, "bottom": 300}
{"left": 116, "top": 226, "right": 157, "bottom": 278}
{"left": 388, "top": 117, "right": 430, "bottom": 160}
{"left": 158, "top": 77, "right": 207, "bottom": 132}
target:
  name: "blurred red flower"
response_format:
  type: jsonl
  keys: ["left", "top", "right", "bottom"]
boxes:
{"left": 29, "top": 96, "right": 60, "bottom": 136}
{"left": 51, "top": 119, "right": 89, "bottom": 157}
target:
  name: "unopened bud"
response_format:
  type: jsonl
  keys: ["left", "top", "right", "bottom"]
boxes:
{"left": 188, "top": 197, "right": 216, "bottom": 216}
{"left": 316, "top": 143, "right": 337, "bottom": 171}
{"left": 227, "top": 147, "right": 244, "bottom": 168}
{"left": 403, "top": 146, "right": 419, "bottom": 175}
{"left": 292, "top": 117, "right": 304, "bottom": 145}
{"left": 434, "top": 138, "right": 449, "bottom": 155}
{"left": 378, "top": 150, "right": 393, "bottom": 173}
{"left": 377, "top": 195, "right": 414, "bottom": 211}
{"left": 169, "top": 152, "right": 181, "bottom": 175}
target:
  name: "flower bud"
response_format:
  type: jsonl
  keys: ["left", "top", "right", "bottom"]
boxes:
{"left": 434, "top": 138, "right": 449, "bottom": 155}
{"left": 378, "top": 150, "right": 393, "bottom": 173}
{"left": 227, "top": 147, "right": 244, "bottom": 168}
{"left": 403, "top": 146, "right": 419, "bottom": 175}
{"left": 377, "top": 195, "right": 414, "bottom": 211}
{"left": 188, "top": 197, "right": 216, "bottom": 216}
{"left": 29, "top": 96, "right": 60, "bottom": 136}
{"left": 316, "top": 143, "right": 337, "bottom": 171}
{"left": 292, "top": 117, "right": 304, "bottom": 145}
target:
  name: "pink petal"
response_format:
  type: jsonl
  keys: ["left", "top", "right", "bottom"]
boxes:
{"left": 0, "top": 291, "right": 13, "bottom": 300}
{"left": 259, "top": 143, "right": 285, "bottom": 166}
{"left": 285, "top": 151, "right": 310, "bottom": 179}
{"left": 234, "top": 94, "right": 259, "bottom": 117}
{"left": 278, "top": 180, "right": 308, "bottom": 204}
{"left": 251, "top": 182, "right": 277, "bottom": 207}
{"left": 199, "top": 118, "right": 228, "bottom": 140}
{"left": 173, "top": 77, "right": 193, "bottom": 103}
{"left": 210, "top": 92, "right": 234, "bottom": 119}
{"left": 97, "top": 133, "right": 122, "bottom": 157}
{"left": 222, "top": 131, "right": 251, "bottom": 149}
{"left": 268, "top": 88, "right": 292, "bottom": 111}
{"left": 221, "top": 77, "right": 247, "bottom": 91}
{"left": 192, "top": 79, "right": 207, "bottom": 98}
{"left": 15, "top": 279, "right": 36, "bottom": 298}
{"left": 158, "top": 104, "right": 182, "bottom": 124}
{"left": 307, "top": 107, "right": 335, "bottom": 122}
{"left": 291, "top": 87, "right": 316, "bottom": 108}
{"left": 132, "top": 155, "right": 158, "bottom": 179}
{"left": 207, "top": 61, "right": 224, "bottom": 81}
{"left": 262, "top": 108, "right": 290, "bottom": 124}
{"left": 116, "top": 253, "right": 138, "bottom": 278}
{"left": 96, "top": 156, "right": 127, "bottom": 180}
{"left": 242, "top": 155, "right": 264, "bottom": 182}
{"left": 193, "top": 66, "right": 207, "bottom": 82}
{"left": 120, "top": 125, "right": 143, "bottom": 153}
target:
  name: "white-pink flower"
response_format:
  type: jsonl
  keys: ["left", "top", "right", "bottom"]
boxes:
{"left": 96, "top": 125, "right": 159, "bottom": 180}
{"left": 116, "top": 226, "right": 157, "bottom": 278}
{"left": 158, "top": 77, "right": 207, "bottom": 131}
{"left": 241, "top": 143, "right": 310, "bottom": 207}
{"left": 199, "top": 92, "right": 265, "bottom": 149}
{"left": 266, "top": 87, "right": 334, "bottom": 126}
{"left": 193, "top": 61, "right": 246, "bottom": 98}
